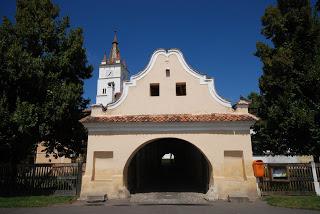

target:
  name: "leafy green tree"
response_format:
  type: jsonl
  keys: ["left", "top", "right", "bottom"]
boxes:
{"left": 252, "top": 0, "right": 320, "bottom": 161}
{"left": 0, "top": 0, "right": 92, "bottom": 163}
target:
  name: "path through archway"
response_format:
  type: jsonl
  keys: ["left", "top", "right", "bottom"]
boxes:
{"left": 126, "top": 138, "right": 211, "bottom": 193}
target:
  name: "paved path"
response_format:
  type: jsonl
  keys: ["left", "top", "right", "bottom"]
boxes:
{"left": 0, "top": 200, "right": 318, "bottom": 214}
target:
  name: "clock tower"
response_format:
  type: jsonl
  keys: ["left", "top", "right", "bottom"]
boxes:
{"left": 96, "top": 32, "right": 128, "bottom": 106}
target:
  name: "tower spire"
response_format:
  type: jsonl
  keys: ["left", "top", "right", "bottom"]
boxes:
{"left": 113, "top": 30, "right": 118, "bottom": 44}
{"left": 96, "top": 31, "right": 128, "bottom": 106}
{"left": 101, "top": 52, "right": 107, "bottom": 64}
{"left": 109, "top": 31, "right": 120, "bottom": 64}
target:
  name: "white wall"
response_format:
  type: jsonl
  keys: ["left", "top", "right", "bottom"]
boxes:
{"left": 253, "top": 155, "right": 313, "bottom": 163}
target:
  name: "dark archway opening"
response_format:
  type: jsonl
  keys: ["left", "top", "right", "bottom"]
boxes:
{"left": 126, "top": 138, "right": 210, "bottom": 193}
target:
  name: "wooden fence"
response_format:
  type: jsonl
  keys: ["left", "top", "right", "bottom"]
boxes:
{"left": 258, "top": 163, "right": 319, "bottom": 195}
{"left": 0, "top": 163, "right": 83, "bottom": 196}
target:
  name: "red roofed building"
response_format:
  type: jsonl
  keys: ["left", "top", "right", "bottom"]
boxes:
{"left": 80, "top": 34, "right": 258, "bottom": 201}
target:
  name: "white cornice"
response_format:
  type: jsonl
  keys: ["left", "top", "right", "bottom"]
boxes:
{"left": 84, "top": 121, "right": 253, "bottom": 135}
{"left": 106, "top": 49, "right": 232, "bottom": 109}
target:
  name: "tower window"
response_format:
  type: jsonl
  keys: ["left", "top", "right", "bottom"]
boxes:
{"left": 176, "top": 82, "right": 186, "bottom": 96}
{"left": 102, "top": 88, "right": 106, "bottom": 94}
{"left": 150, "top": 83, "right": 159, "bottom": 96}
{"left": 166, "top": 69, "right": 170, "bottom": 77}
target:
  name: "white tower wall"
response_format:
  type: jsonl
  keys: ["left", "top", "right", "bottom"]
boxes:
{"left": 96, "top": 64, "right": 128, "bottom": 106}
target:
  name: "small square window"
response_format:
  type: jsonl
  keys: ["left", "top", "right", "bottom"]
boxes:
{"left": 176, "top": 82, "right": 186, "bottom": 96}
{"left": 150, "top": 83, "right": 159, "bottom": 96}
{"left": 166, "top": 69, "right": 170, "bottom": 77}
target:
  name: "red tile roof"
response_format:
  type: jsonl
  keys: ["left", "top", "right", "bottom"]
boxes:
{"left": 80, "top": 113, "right": 257, "bottom": 123}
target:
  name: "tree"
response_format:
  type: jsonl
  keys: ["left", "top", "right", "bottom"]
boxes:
{"left": 0, "top": 0, "right": 93, "bottom": 163}
{"left": 252, "top": 0, "right": 320, "bottom": 161}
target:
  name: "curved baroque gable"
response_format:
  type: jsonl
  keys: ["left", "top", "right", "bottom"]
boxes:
{"left": 107, "top": 49, "right": 231, "bottom": 114}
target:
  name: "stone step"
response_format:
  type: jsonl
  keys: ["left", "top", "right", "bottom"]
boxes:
{"left": 228, "top": 196, "right": 250, "bottom": 203}
{"left": 86, "top": 194, "right": 107, "bottom": 203}
{"left": 130, "top": 192, "right": 209, "bottom": 204}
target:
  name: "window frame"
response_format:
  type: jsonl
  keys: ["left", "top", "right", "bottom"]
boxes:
{"left": 150, "top": 83, "right": 160, "bottom": 96}
{"left": 176, "top": 82, "right": 186, "bottom": 96}
{"left": 166, "top": 69, "right": 170, "bottom": 77}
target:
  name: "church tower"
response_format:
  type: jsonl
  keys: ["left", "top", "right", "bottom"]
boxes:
{"left": 96, "top": 32, "right": 128, "bottom": 106}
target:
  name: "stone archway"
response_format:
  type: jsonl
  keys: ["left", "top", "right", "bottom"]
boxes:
{"left": 124, "top": 138, "right": 212, "bottom": 194}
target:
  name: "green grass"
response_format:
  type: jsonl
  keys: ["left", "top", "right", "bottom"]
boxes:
{"left": 265, "top": 196, "right": 320, "bottom": 210}
{"left": 0, "top": 196, "right": 75, "bottom": 208}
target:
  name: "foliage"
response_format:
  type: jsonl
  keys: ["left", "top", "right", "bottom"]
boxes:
{"left": 0, "top": 0, "right": 93, "bottom": 163}
{"left": 265, "top": 196, "right": 320, "bottom": 210}
{"left": 251, "top": 0, "right": 320, "bottom": 159}
{"left": 0, "top": 196, "right": 75, "bottom": 207}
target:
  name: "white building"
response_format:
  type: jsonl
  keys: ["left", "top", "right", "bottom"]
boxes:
{"left": 80, "top": 33, "right": 258, "bottom": 201}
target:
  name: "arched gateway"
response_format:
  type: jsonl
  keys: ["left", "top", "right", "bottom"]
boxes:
{"left": 124, "top": 138, "right": 212, "bottom": 193}
{"left": 80, "top": 34, "right": 258, "bottom": 201}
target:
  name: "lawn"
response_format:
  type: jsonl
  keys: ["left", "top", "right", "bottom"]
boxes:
{"left": 265, "top": 195, "right": 320, "bottom": 210}
{"left": 0, "top": 196, "right": 75, "bottom": 208}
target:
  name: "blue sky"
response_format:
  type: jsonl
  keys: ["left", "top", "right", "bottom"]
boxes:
{"left": 1, "top": 0, "right": 277, "bottom": 104}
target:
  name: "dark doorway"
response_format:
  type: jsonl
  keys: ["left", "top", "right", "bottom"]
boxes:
{"left": 126, "top": 138, "right": 210, "bottom": 193}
